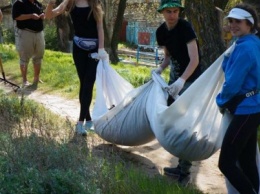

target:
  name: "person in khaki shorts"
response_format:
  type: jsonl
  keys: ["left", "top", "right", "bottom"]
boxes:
{"left": 12, "top": 0, "right": 45, "bottom": 88}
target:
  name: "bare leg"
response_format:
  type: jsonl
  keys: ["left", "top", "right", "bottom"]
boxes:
{"left": 33, "top": 63, "right": 41, "bottom": 83}
{"left": 20, "top": 64, "right": 28, "bottom": 84}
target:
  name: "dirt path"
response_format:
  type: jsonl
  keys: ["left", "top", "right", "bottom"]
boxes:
{"left": 1, "top": 84, "right": 228, "bottom": 194}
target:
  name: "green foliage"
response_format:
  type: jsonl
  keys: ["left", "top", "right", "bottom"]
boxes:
{"left": 102, "top": 164, "right": 202, "bottom": 194}
{"left": 0, "top": 92, "right": 41, "bottom": 124}
{"left": 114, "top": 64, "right": 151, "bottom": 87}
{"left": 225, "top": 0, "right": 242, "bottom": 12}
{"left": 44, "top": 23, "right": 59, "bottom": 51}
{"left": 118, "top": 41, "right": 137, "bottom": 50}
{"left": 0, "top": 94, "right": 202, "bottom": 194}
{"left": 0, "top": 44, "right": 17, "bottom": 61}
{"left": 2, "top": 28, "right": 15, "bottom": 44}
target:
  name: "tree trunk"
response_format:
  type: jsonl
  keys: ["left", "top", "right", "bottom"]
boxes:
{"left": 102, "top": 0, "right": 114, "bottom": 60}
{"left": 214, "top": 0, "right": 229, "bottom": 10}
{"left": 185, "top": 0, "right": 227, "bottom": 70}
{"left": 110, "top": 0, "right": 127, "bottom": 63}
{"left": 242, "top": 0, "right": 260, "bottom": 5}
{"left": 102, "top": 0, "right": 127, "bottom": 64}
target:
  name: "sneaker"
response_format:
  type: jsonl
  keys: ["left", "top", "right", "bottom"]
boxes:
{"left": 163, "top": 166, "right": 181, "bottom": 177}
{"left": 22, "top": 81, "right": 31, "bottom": 87}
{"left": 85, "top": 121, "right": 94, "bottom": 131}
{"left": 75, "top": 123, "right": 87, "bottom": 136}
{"left": 27, "top": 82, "right": 38, "bottom": 90}
{"left": 178, "top": 173, "right": 191, "bottom": 187}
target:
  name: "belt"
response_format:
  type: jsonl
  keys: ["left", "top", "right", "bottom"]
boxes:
{"left": 23, "top": 28, "right": 42, "bottom": 33}
{"left": 245, "top": 89, "right": 260, "bottom": 97}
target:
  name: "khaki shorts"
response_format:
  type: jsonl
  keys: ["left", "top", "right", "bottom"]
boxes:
{"left": 15, "top": 28, "right": 45, "bottom": 65}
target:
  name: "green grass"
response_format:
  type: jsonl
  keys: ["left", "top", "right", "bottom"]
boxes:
{"left": 0, "top": 91, "right": 202, "bottom": 194}
{"left": 0, "top": 44, "right": 169, "bottom": 99}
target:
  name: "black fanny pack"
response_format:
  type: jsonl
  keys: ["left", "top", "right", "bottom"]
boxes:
{"left": 224, "top": 90, "right": 260, "bottom": 114}
{"left": 73, "top": 36, "right": 98, "bottom": 51}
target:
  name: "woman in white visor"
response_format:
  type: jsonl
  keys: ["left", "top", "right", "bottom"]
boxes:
{"left": 216, "top": 3, "right": 260, "bottom": 194}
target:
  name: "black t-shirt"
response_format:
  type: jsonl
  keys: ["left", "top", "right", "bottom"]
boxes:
{"left": 12, "top": 0, "right": 44, "bottom": 32}
{"left": 156, "top": 18, "right": 201, "bottom": 82}
{"left": 70, "top": 6, "right": 98, "bottom": 38}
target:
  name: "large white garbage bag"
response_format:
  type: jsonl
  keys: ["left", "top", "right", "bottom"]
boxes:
{"left": 147, "top": 54, "right": 227, "bottom": 161}
{"left": 92, "top": 58, "right": 155, "bottom": 146}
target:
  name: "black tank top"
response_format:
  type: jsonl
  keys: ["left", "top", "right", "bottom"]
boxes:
{"left": 70, "top": 6, "right": 98, "bottom": 39}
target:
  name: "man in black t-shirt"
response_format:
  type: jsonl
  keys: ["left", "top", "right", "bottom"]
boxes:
{"left": 153, "top": 0, "right": 202, "bottom": 186}
{"left": 12, "top": 0, "right": 45, "bottom": 88}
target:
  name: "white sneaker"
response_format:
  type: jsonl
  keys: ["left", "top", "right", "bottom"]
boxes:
{"left": 75, "top": 123, "right": 87, "bottom": 136}
{"left": 85, "top": 121, "right": 94, "bottom": 131}
{"left": 22, "top": 81, "right": 31, "bottom": 87}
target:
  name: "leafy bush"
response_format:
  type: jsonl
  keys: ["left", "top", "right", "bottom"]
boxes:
{"left": 2, "top": 28, "right": 15, "bottom": 44}
{"left": 44, "top": 23, "right": 59, "bottom": 51}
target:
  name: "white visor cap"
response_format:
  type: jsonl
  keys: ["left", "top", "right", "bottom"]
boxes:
{"left": 225, "top": 8, "right": 254, "bottom": 25}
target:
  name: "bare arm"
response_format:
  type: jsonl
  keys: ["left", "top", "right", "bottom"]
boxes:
{"left": 15, "top": 13, "right": 45, "bottom": 21}
{"left": 180, "top": 39, "right": 199, "bottom": 81}
{"left": 45, "top": 0, "right": 68, "bottom": 19}
{"left": 159, "top": 47, "right": 171, "bottom": 70}
{"left": 97, "top": 18, "right": 104, "bottom": 49}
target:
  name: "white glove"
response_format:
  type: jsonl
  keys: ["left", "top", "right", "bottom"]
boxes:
{"left": 98, "top": 48, "right": 108, "bottom": 60}
{"left": 167, "top": 78, "right": 185, "bottom": 98}
{"left": 152, "top": 66, "right": 164, "bottom": 74}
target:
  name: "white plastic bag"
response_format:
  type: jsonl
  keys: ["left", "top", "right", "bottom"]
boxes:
{"left": 93, "top": 59, "right": 155, "bottom": 145}
{"left": 147, "top": 55, "right": 225, "bottom": 161}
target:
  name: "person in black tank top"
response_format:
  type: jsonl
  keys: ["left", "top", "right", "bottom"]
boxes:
{"left": 153, "top": 0, "right": 202, "bottom": 186}
{"left": 45, "top": 0, "right": 108, "bottom": 136}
